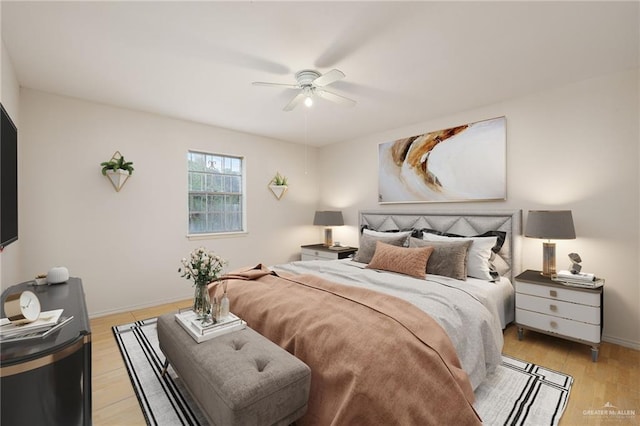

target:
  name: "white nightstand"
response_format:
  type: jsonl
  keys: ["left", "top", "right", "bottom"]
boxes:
{"left": 300, "top": 244, "right": 357, "bottom": 261}
{"left": 515, "top": 269, "right": 603, "bottom": 362}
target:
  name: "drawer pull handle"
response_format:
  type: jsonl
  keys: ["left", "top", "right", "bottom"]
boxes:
{"left": 549, "top": 304, "right": 558, "bottom": 312}
{"left": 314, "top": 251, "right": 319, "bottom": 256}
{"left": 549, "top": 290, "right": 558, "bottom": 297}
{"left": 550, "top": 321, "right": 558, "bottom": 329}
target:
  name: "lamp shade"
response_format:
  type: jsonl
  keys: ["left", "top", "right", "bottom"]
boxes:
{"left": 313, "top": 211, "right": 344, "bottom": 226}
{"left": 525, "top": 210, "right": 576, "bottom": 240}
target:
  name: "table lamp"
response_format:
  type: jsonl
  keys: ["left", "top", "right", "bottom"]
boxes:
{"left": 313, "top": 211, "right": 344, "bottom": 247}
{"left": 525, "top": 210, "right": 576, "bottom": 276}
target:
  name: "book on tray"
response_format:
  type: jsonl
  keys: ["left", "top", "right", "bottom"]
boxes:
{"left": 553, "top": 270, "right": 604, "bottom": 288}
{"left": 175, "top": 310, "right": 246, "bottom": 343}
{"left": 0, "top": 309, "right": 74, "bottom": 342}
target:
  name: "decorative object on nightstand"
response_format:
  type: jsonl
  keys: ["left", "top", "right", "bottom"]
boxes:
{"left": 553, "top": 253, "right": 604, "bottom": 288}
{"left": 524, "top": 210, "right": 576, "bottom": 276}
{"left": 178, "top": 247, "right": 227, "bottom": 322}
{"left": 313, "top": 210, "right": 344, "bottom": 247}
{"left": 568, "top": 252, "right": 582, "bottom": 274}
{"left": 553, "top": 267, "right": 604, "bottom": 289}
{"left": 301, "top": 244, "right": 357, "bottom": 261}
{"left": 100, "top": 151, "right": 134, "bottom": 192}
{"left": 268, "top": 172, "right": 288, "bottom": 200}
{"left": 514, "top": 269, "right": 603, "bottom": 362}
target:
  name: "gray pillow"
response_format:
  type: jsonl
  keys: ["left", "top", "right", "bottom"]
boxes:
{"left": 354, "top": 233, "right": 409, "bottom": 264}
{"left": 409, "top": 237, "right": 471, "bottom": 281}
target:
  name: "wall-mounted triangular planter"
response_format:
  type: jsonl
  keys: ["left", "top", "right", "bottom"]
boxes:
{"left": 269, "top": 184, "right": 288, "bottom": 200}
{"left": 106, "top": 169, "right": 131, "bottom": 192}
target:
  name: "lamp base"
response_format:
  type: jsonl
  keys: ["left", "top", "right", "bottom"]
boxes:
{"left": 541, "top": 241, "right": 556, "bottom": 277}
{"left": 323, "top": 228, "right": 333, "bottom": 247}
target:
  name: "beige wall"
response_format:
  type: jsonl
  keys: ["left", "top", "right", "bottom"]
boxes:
{"left": 0, "top": 37, "right": 21, "bottom": 288}
{"left": 318, "top": 69, "right": 640, "bottom": 349}
{"left": 12, "top": 89, "right": 320, "bottom": 315}
{"left": 3, "top": 52, "right": 639, "bottom": 347}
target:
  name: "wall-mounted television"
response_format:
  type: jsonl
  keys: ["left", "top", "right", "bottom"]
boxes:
{"left": 1, "top": 103, "right": 18, "bottom": 249}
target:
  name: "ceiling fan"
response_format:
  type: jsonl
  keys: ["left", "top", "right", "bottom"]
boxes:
{"left": 252, "top": 69, "right": 356, "bottom": 111}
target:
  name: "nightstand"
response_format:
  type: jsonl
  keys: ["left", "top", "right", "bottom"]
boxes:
{"left": 514, "top": 269, "right": 603, "bottom": 361}
{"left": 300, "top": 244, "right": 357, "bottom": 261}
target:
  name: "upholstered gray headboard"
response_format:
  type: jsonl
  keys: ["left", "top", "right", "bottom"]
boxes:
{"left": 359, "top": 210, "right": 522, "bottom": 283}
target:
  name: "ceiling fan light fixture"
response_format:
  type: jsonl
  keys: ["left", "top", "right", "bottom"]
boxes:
{"left": 252, "top": 68, "right": 356, "bottom": 111}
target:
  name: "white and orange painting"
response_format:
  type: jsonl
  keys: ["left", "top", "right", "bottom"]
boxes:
{"left": 378, "top": 116, "right": 506, "bottom": 203}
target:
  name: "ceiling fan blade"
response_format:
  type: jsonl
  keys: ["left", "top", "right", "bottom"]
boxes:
{"left": 316, "top": 89, "right": 356, "bottom": 107}
{"left": 283, "top": 92, "right": 306, "bottom": 111}
{"left": 252, "top": 81, "right": 299, "bottom": 89}
{"left": 312, "top": 69, "right": 345, "bottom": 87}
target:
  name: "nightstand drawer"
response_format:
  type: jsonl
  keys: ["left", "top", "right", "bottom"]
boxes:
{"left": 516, "top": 309, "right": 601, "bottom": 343}
{"left": 516, "top": 281, "right": 600, "bottom": 307}
{"left": 517, "top": 294, "right": 600, "bottom": 325}
{"left": 301, "top": 248, "right": 338, "bottom": 260}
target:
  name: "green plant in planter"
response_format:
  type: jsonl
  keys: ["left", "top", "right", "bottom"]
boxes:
{"left": 100, "top": 155, "right": 134, "bottom": 175}
{"left": 271, "top": 172, "right": 288, "bottom": 186}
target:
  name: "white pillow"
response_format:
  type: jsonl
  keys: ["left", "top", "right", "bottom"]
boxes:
{"left": 422, "top": 233, "right": 498, "bottom": 280}
{"left": 363, "top": 228, "right": 412, "bottom": 245}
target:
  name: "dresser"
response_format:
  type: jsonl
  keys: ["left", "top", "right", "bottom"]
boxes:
{"left": 0, "top": 278, "right": 92, "bottom": 425}
{"left": 301, "top": 244, "right": 357, "bottom": 261}
{"left": 514, "top": 270, "right": 603, "bottom": 361}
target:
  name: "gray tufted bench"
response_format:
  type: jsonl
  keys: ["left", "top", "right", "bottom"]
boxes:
{"left": 157, "top": 313, "right": 311, "bottom": 426}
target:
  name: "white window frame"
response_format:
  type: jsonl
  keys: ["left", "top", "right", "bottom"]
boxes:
{"left": 186, "top": 150, "right": 247, "bottom": 238}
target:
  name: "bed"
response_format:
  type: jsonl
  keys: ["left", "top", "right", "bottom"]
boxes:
{"left": 219, "top": 210, "right": 521, "bottom": 425}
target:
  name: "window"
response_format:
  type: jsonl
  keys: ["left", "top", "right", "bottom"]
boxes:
{"left": 187, "top": 151, "right": 245, "bottom": 235}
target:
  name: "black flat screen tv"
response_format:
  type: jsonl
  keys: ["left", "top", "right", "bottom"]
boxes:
{"left": 1, "top": 103, "right": 18, "bottom": 249}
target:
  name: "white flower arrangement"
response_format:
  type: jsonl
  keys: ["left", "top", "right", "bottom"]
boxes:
{"left": 179, "top": 247, "right": 227, "bottom": 287}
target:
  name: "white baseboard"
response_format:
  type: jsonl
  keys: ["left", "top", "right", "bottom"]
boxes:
{"left": 89, "top": 295, "right": 191, "bottom": 319}
{"left": 602, "top": 334, "right": 640, "bottom": 351}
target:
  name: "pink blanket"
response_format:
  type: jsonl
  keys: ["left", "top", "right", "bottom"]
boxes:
{"left": 211, "top": 265, "right": 481, "bottom": 425}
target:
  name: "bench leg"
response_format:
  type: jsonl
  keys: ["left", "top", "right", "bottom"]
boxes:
{"left": 161, "top": 359, "right": 170, "bottom": 377}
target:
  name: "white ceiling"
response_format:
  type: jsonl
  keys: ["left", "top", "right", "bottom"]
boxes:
{"left": 2, "top": 1, "right": 638, "bottom": 146}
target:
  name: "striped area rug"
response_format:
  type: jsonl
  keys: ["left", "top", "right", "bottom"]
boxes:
{"left": 113, "top": 317, "right": 573, "bottom": 426}
{"left": 113, "top": 317, "right": 207, "bottom": 425}
{"left": 474, "top": 354, "right": 573, "bottom": 425}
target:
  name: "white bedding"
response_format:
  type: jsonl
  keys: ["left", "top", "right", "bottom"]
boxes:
{"left": 273, "top": 258, "right": 514, "bottom": 390}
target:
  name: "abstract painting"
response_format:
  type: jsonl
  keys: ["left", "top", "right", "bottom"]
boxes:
{"left": 378, "top": 116, "right": 506, "bottom": 203}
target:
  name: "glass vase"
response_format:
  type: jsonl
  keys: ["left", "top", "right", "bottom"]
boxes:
{"left": 193, "top": 284, "right": 211, "bottom": 322}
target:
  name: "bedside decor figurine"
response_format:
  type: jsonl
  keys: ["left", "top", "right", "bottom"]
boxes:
{"left": 568, "top": 252, "right": 582, "bottom": 274}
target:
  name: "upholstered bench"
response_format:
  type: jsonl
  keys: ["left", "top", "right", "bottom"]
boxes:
{"left": 156, "top": 313, "right": 311, "bottom": 426}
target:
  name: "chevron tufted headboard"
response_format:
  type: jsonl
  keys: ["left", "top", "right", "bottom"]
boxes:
{"left": 359, "top": 210, "right": 522, "bottom": 283}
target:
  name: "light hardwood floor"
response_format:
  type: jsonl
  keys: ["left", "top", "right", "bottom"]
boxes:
{"left": 91, "top": 302, "right": 639, "bottom": 425}
{"left": 91, "top": 300, "right": 190, "bottom": 425}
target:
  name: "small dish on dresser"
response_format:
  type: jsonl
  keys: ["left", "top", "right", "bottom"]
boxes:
{"left": 34, "top": 275, "right": 48, "bottom": 285}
